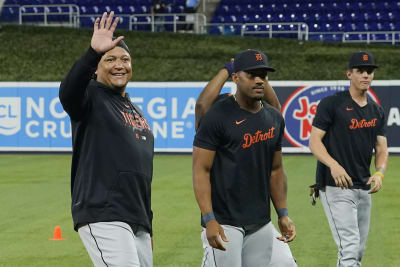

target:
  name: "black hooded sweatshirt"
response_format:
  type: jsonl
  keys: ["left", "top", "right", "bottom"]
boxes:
{"left": 59, "top": 47, "right": 154, "bottom": 234}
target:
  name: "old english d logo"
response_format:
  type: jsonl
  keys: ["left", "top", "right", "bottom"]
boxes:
{"left": 255, "top": 53, "right": 263, "bottom": 61}
{"left": 363, "top": 54, "right": 368, "bottom": 61}
{"left": 0, "top": 97, "right": 21, "bottom": 135}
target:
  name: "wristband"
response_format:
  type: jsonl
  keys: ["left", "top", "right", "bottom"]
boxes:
{"left": 374, "top": 171, "right": 384, "bottom": 180}
{"left": 223, "top": 61, "right": 234, "bottom": 77}
{"left": 277, "top": 208, "right": 289, "bottom": 218}
{"left": 202, "top": 212, "right": 215, "bottom": 224}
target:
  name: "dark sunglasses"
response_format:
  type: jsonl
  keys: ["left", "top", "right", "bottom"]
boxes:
{"left": 355, "top": 67, "right": 375, "bottom": 74}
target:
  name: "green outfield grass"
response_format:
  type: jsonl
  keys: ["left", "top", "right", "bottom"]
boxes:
{"left": 1, "top": 25, "right": 400, "bottom": 82}
{"left": 0, "top": 154, "right": 399, "bottom": 267}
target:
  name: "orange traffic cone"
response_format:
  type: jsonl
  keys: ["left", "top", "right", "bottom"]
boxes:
{"left": 50, "top": 226, "right": 66, "bottom": 240}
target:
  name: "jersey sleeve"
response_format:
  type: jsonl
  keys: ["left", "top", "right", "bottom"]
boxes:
{"left": 275, "top": 117, "right": 285, "bottom": 151}
{"left": 312, "top": 96, "right": 335, "bottom": 131}
{"left": 193, "top": 109, "right": 223, "bottom": 151}
{"left": 59, "top": 47, "right": 102, "bottom": 121}
{"left": 377, "top": 106, "right": 386, "bottom": 136}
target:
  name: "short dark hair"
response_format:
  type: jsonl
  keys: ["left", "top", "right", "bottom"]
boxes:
{"left": 113, "top": 37, "right": 131, "bottom": 55}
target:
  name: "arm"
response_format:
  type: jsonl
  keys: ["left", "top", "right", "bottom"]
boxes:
{"left": 263, "top": 80, "right": 281, "bottom": 111}
{"left": 195, "top": 62, "right": 281, "bottom": 129}
{"left": 309, "top": 126, "right": 353, "bottom": 189}
{"left": 367, "top": 135, "right": 388, "bottom": 193}
{"left": 195, "top": 68, "right": 230, "bottom": 130}
{"left": 59, "top": 11, "right": 123, "bottom": 119}
{"left": 269, "top": 150, "right": 296, "bottom": 242}
{"left": 192, "top": 146, "right": 228, "bottom": 250}
{"left": 59, "top": 47, "right": 101, "bottom": 120}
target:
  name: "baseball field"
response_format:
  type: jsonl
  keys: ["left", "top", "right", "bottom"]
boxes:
{"left": 0, "top": 153, "right": 399, "bottom": 267}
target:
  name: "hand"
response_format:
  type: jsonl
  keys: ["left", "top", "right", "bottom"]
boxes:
{"left": 91, "top": 11, "right": 124, "bottom": 54}
{"left": 330, "top": 162, "right": 353, "bottom": 189}
{"left": 367, "top": 174, "right": 383, "bottom": 194}
{"left": 223, "top": 58, "right": 234, "bottom": 77}
{"left": 206, "top": 220, "right": 228, "bottom": 251}
{"left": 277, "top": 216, "right": 296, "bottom": 243}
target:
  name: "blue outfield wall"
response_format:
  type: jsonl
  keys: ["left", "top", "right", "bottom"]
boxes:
{"left": 0, "top": 81, "right": 399, "bottom": 153}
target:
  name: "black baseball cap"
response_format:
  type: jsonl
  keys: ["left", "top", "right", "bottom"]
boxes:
{"left": 348, "top": 51, "right": 378, "bottom": 69}
{"left": 234, "top": 49, "right": 276, "bottom": 73}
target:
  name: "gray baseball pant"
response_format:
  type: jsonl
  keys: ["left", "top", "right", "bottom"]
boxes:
{"left": 201, "top": 222, "right": 297, "bottom": 267}
{"left": 320, "top": 186, "right": 371, "bottom": 267}
{"left": 78, "top": 221, "right": 153, "bottom": 267}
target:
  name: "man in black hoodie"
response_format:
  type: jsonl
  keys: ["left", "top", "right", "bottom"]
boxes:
{"left": 59, "top": 11, "right": 154, "bottom": 266}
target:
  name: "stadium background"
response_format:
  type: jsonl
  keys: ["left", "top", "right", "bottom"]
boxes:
{"left": 1, "top": 1, "right": 400, "bottom": 266}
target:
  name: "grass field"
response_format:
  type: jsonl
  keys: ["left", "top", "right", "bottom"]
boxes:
{"left": 1, "top": 25, "right": 400, "bottom": 82}
{"left": 0, "top": 154, "right": 399, "bottom": 267}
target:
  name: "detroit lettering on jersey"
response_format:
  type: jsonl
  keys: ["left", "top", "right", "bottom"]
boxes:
{"left": 120, "top": 109, "right": 151, "bottom": 132}
{"left": 242, "top": 127, "right": 275, "bottom": 148}
{"left": 312, "top": 90, "right": 385, "bottom": 190}
{"left": 349, "top": 118, "right": 377, "bottom": 130}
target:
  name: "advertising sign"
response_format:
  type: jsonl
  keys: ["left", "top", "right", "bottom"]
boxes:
{"left": 0, "top": 82, "right": 233, "bottom": 152}
{"left": 0, "top": 81, "right": 398, "bottom": 153}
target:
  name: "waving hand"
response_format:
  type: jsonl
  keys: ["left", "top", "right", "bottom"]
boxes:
{"left": 91, "top": 11, "right": 124, "bottom": 54}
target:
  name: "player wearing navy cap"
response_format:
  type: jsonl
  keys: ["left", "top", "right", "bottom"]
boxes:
{"left": 193, "top": 49, "right": 297, "bottom": 267}
{"left": 309, "top": 51, "right": 388, "bottom": 267}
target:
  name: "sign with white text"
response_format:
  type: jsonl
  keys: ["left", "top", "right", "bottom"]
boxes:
{"left": 0, "top": 81, "right": 399, "bottom": 153}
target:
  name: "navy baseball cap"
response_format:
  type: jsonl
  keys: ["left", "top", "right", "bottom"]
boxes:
{"left": 234, "top": 49, "right": 276, "bottom": 73}
{"left": 348, "top": 51, "right": 378, "bottom": 69}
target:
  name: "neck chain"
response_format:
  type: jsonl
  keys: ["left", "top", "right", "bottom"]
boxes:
{"left": 233, "top": 94, "right": 263, "bottom": 109}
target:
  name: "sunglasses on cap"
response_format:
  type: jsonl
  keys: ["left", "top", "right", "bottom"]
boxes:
{"left": 355, "top": 67, "right": 375, "bottom": 74}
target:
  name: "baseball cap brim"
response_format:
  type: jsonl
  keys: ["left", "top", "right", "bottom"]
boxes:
{"left": 350, "top": 64, "right": 378, "bottom": 69}
{"left": 240, "top": 65, "right": 276, "bottom": 72}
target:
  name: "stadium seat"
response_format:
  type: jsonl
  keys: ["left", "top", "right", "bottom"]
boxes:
{"left": 209, "top": 25, "right": 223, "bottom": 35}
{"left": 79, "top": 15, "right": 96, "bottom": 28}
{"left": 0, "top": 6, "right": 20, "bottom": 22}
{"left": 288, "top": 12, "right": 299, "bottom": 22}
{"left": 7, "top": 0, "right": 400, "bottom": 40}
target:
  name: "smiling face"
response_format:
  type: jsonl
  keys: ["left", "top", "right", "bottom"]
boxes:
{"left": 347, "top": 67, "right": 375, "bottom": 93}
{"left": 96, "top": 46, "right": 132, "bottom": 95}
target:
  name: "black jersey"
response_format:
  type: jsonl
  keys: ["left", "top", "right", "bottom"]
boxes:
{"left": 194, "top": 95, "right": 285, "bottom": 227}
{"left": 59, "top": 47, "right": 154, "bottom": 234}
{"left": 312, "top": 90, "right": 386, "bottom": 190}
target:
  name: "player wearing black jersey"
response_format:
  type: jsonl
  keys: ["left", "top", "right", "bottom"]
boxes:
{"left": 309, "top": 51, "right": 388, "bottom": 267}
{"left": 59, "top": 12, "right": 154, "bottom": 266}
{"left": 193, "top": 50, "right": 296, "bottom": 267}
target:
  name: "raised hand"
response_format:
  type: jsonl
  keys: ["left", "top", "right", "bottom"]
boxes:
{"left": 91, "top": 11, "right": 124, "bottom": 54}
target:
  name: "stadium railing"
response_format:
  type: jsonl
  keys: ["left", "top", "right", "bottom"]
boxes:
{"left": 342, "top": 31, "right": 400, "bottom": 45}
{"left": 128, "top": 13, "right": 207, "bottom": 33}
{"left": 240, "top": 22, "right": 309, "bottom": 41}
{"left": 18, "top": 4, "right": 79, "bottom": 27}
{"left": 2, "top": 3, "right": 400, "bottom": 45}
